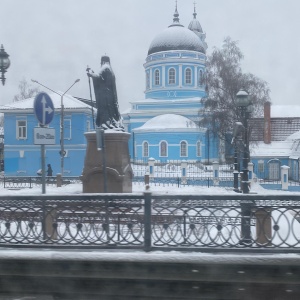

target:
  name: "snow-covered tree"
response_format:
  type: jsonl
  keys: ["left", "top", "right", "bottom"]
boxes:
{"left": 199, "top": 37, "right": 270, "bottom": 148}
{"left": 13, "top": 78, "right": 40, "bottom": 102}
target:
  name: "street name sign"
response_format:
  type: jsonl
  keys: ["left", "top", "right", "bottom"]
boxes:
{"left": 34, "top": 127, "right": 55, "bottom": 145}
{"left": 33, "top": 92, "right": 55, "bottom": 126}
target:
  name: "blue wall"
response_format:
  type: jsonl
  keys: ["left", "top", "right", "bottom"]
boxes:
{"left": 4, "top": 111, "right": 93, "bottom": 176}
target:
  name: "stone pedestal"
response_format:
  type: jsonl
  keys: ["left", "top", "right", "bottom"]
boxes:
{"left": 81, "top": 131, "right": 133, "bottom": 193}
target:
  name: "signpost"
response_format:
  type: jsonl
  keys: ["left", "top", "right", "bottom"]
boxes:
{"left": 33, "top": 92, "right": 55, "bottom": 194}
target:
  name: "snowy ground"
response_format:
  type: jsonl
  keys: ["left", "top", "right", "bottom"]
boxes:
{"left": 0, "top": 180, "right": 298, "bottom": 196}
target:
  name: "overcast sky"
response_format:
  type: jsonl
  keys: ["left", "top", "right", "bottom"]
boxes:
{"left": 0, "top": 0, "right": 299, "bottom": 112}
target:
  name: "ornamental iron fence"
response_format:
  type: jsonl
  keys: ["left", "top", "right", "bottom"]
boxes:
{"left": 0, "top": 193, "right": 300, "bottom": 252}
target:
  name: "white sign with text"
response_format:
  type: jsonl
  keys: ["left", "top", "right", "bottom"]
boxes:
{"left": 34, "top": 127, "right": 55, "bottom": 145}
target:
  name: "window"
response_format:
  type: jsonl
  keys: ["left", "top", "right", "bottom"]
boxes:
{"left": 258, "top": 160, "right": 264, "bottom": 172}
{"left": 168, "top": 68, "right": 176, "bottom": 84}
{"left": 185, "top": 68, "right": 192, "bottom": 84}
{"left": 198, "top": 70, "right": 204, "bottom": 86}
{"left": 17, "top": 120, "right": 27, "bottom": 139}
{"left": 143, "top": 141, "right": 149, "bottom": 157}
{"left": 160, "top": 141, "right": 168, "bottom": 157}
{"left": 180, "top": 141, "right": 188, "bottom": 157}
{"left": 196, "top": 141, "right": 201, "bottom": 157}
{"left": 146, "top": 72, "right": 150, "bottom": 89}
{"left": 154, "top": 69, "right": 160, "bottom": 86}
{"left": 64, "top": 119, "right": 71, "bottom": 140}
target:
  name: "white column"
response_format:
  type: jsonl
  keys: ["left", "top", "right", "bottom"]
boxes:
{"left": 213, "top": 161, "right": 219, "bottom": 186}
{"left": 248, "top": 162, "right": 254, "bottom": 186}
{"left": 194, "top": 65, "right": 197, "bottom": 88}
{"left": 179, "top": 64, "right": 182, "bottom": 87}
{"left": 162, "top": 65, "right": 165, "bottom": 88}
{"left": 149, "top": 68, "right": 153, "bottom": 89}
{"left": 181, "top": 160, "right": 188, "bottom": 184}
{"left": 281, "top": 165, "right": 290, "bottom": 191}
{"left": 148, "top": 157, "right": 155, "bottom": 178}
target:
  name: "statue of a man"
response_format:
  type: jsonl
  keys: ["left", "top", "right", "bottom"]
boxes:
{"left": 87, "top": 56, "right": 124, "bottom": 131}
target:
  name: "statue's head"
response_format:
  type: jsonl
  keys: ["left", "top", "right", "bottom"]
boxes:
{"left": 101, "top": 56, "right": 110, "bottom": 65}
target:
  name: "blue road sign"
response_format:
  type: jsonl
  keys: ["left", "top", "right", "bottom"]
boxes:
{"left": 34, "top": 92, "right": 55, "bottom": 126}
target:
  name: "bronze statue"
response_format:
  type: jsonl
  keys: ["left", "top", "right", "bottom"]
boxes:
{"left": 87, "top": 56, "right": 124, "bottom": 131}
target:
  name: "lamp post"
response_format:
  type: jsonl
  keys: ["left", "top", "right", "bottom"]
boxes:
{"left": 0, "top": 45, "right": 10, "bottom": 85}
{"left": 235, "top": 89, "right": 253, "bottom": 245}
{"left": 31, "top": 79, "right": 80, "bottom": 176}
{"left": 235, "top": 89, "right": 251, "bottom": 194}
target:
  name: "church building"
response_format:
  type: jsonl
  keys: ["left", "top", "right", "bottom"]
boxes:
{"left": 122, "top": 5, "right": 219, "bottom": 163}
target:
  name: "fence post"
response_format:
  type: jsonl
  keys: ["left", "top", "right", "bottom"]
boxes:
{"left": 148, "top": 158, "right": 155, "bottom": 178}
{"left": 248, "top": 162, "right": 254, "bottom": 188}
{"left": 144, "top": 172, "right": 150, "bottom": 186}
{"left": 213, "top": 161, "right": 219, "bottom": 186}
{"left": 281, "top": 165, "right": 290, "bottom": 191}
{"left": 181, "top": 160, "right": 187, "bottom": 185}
{"left": 255, "top": 208, "right": 272, "bottom": 246}
{"left": 144, "top": 191, "right": 152, "bottom": 252}
{"left": 56, "top": 173, "right": 62, "bottom": 187}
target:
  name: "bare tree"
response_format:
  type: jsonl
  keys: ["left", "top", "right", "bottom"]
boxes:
{"left": 199, "top": 37, "right": 270, "bottom": 148}
{"left": 13, "top": 78, "right": 40, "bottom": 102}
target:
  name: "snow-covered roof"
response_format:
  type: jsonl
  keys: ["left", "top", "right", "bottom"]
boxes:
{"left": 251, "top": 141, "right": 293, "bottom": 157}
{"left": 134, "top": 114, "right": 197, "bottom": 131}
{"left": 148, "top": 25, "right": 205, "bottom": 55}
{"left": 0, "top": 92, "right": 92, "bottom": 113}
{"left": 286, "top": 130, "right": 300, "bottom": 140}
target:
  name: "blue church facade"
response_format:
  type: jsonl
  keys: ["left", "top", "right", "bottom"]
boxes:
{"left": 122, "top": 6, "right": 220, "bottom": 163}
{"left": 0, "top": 93, "right": 94, "bottom": 176}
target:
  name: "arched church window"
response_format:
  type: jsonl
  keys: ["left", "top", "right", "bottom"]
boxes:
{"left": 196, "top": 141, "right": 201, "bottom": 157}
{"left": 185, "top": 68, "right": 192, "bottom": 84}
{"left": 154, "top": 69, "right": 160, "bottom": 86}
{"left": 180, "top": 141, "right": 188, "bottom": 157}
{"left": 198, "top": 70, "right": 204, "bottom": 86}
{"left": 160, "top": 141, "right": 168, "bottom": 157}
{"left": 143, "top": 141, "right": 149, "bottom": 157}
{"left": 146, "top": 72, "right": 150, "bottom": 89}
{"left": 168, "top": 68, "right": 176, "bottom": 85}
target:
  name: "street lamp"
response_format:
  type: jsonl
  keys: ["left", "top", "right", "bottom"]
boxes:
{"left": 0, "top": 45, "right": 10, "bottom": 85}
{"left": 235, "top": 89, "right": 251, "bottom": 194}
{"left": 31, "top": 79, "right": 80, "bottom": 176}
{"left": 235, "top": 89, "right": 253, "bottom": 245}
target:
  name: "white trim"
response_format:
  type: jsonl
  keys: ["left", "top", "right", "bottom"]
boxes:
{"left": 16, "top": 118, "right": 27, "bottom": 140}
{"left": 180, "top": 140, "right": 188, "bottom": 157}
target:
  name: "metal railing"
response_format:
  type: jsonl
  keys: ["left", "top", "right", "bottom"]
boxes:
{"left": 0, "top": 176, "right": 81, "bottom": 189}
{"left": 0, "top": 193, "right": 300, "bottom": 252}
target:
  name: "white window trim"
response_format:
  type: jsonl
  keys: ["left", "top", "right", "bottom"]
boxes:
{"left": 168, "top": 68, "right": 176, "bottom": 85}
{"left": 154, "top": 69, "right": 160, "bottom": 86}
{"left": 64, "top": 119, "right": 72, "bottom": 140}
{"left": 180, "top": 140, "right": 188, "bottom": 157}
{"left": 16, "top": 119, "right": 27, "bottom": 140}
{"left": 159, "top": 141, "right": 168, "bottom": 157}
{"left": 142, "top": 141, "right": 149, "bottom": 157}
{"left": 185, "top": 68, "right": 192, "bottom": 85}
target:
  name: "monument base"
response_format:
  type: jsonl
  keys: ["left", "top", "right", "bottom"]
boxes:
{"left": 80, "top": 131, "right": 133, "bottom": 193}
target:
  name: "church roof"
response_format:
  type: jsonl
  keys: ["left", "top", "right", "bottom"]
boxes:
{"left": 147, "top": 7, "right": 206, "bottom": 55}
{"left": 134, "top": 114, "right": 197, "bottom": 131}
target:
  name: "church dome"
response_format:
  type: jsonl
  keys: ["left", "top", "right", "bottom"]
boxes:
{"left": 147, "top": 7, "right": 206, "bottom": 55}
{"left": 188, "top": 7, "right": 203, "bottom": 34}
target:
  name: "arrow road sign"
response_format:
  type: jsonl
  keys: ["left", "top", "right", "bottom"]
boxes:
{"left": 34, "top": 92, "right": 55, "bottom": 126}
